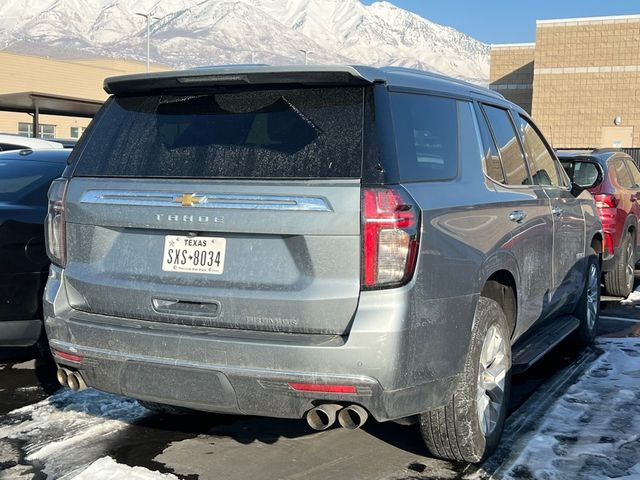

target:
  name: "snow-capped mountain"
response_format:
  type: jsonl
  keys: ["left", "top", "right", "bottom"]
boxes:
{"left": 0, "top": 0, "right": 489, "bottom": 83}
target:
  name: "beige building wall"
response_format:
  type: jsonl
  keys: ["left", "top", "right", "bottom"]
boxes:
{"left": 489, "top": 44, "right": 535, "bottom": 113}
{"left": 0, "top": 52, "right": 169, "bottom": 139}
{"left": 531, "top": 15, "right": 640, "bottom": 148}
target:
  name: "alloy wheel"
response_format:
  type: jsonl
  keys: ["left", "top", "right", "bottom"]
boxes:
{"left": 476, "top": 325, "right": 507, "bottom": 437}
{"left": 586, "top": 262, "right": 599, "bottom": 330}
{"left": 625, "top": 241, "right": 635, "bottom": 292}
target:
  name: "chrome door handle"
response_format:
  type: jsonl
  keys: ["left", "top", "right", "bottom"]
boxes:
{"left": 552, "top": 206, "right": 564, "bottom": 216}
{"left": 509, "top": 210, "right": 527, "bottom": 223}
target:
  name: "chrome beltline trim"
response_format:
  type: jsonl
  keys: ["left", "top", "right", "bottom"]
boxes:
{"left": 80, "top": 190, "right": 333, "bottom": 212}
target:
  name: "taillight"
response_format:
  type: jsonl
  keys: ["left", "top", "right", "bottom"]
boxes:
{"left": 604, "top": 232, "right": 615, "bottom": 256}
{"left": 594, "top": 194, "right": 618, "bottom": 209}
{"left": 45, "top": 178, "right": 68, "bottom": 267}
{"left": 362, "top": 187, "right": 420, "bottom": 289}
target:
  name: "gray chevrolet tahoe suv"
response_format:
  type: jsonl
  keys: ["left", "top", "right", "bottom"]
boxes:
{"left": 44, "top": 65, "right": 602, "bottom": 463}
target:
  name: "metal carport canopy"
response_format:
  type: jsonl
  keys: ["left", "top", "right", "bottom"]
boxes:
{"left": 0, "top": 91, "right": 103, "bottom": 137}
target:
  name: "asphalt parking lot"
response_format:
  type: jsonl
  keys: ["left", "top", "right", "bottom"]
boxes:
{"left": 0, "top": 297, "right": 638, "bottom": 480}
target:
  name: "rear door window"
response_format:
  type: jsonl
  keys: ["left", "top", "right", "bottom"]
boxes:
{"left": 389, "top": 93, "right": 459, "bottom": 181}
{"left": 72, "top": 87, "right": 365, "bottom": 179}
{"left": 612, "top": 158, "right": 634, "bottom": 189}
{"left": 476, "top": 107, "right": 505, "bottom": 184}
{"left": 625, "top": 159, "right": 640, "bottom": 189}
{"left": 482, "top": 105, "right": 530, "bottom": 186}
{"left": 516, "top": 115, "right": 562, "bottom": 187}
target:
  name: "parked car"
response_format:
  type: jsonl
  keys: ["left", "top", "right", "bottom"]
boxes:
{"left": 51, "top": 138, "right": 78, "bottom": 149}
{"left": 44, "top": 65, "right": 602, "bottom": 463}
{"left": 559, "top": 149, "right": 640, "bottom": 297}
{"left": 0, "top": 148, "right": 70, "bottom": 347}
{"left": 0, "top": 133, "right": 64, "bottom": 151}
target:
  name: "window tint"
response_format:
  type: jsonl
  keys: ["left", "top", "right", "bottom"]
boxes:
{"left": 625, "top": 160, "right": 640, "bottom": 189}
{"left": 390, "top": 93, "right": 458, "bottom": 181}
{"left": 73, "top": 87, "right": 364, "bottom": 179}
{"left": 476, "top": 107, "right": 505, "bottom": 183}
{"left": 0, "top": 159, "right": 62, "bottom": 202}
{"left": 0, "top": 143, "right": 28, "bottom": 151}
{"left": 482, "top": 105, "right": 530, "bottom": 186}
{"left": 564, "top": 161, "right": 600, "bottom": 188}
{"left": 517, "top": 115, "right": 561, "bottom": 187}
{"left": 612, "top": 159, "right": 634, "bottom": 189}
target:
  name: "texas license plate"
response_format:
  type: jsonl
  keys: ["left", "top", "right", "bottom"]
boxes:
{"left": 162, "top": 235, "right": 226, "bottom": 275}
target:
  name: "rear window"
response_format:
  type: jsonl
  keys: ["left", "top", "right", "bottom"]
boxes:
{"left": 0, "top": 159, "right": 63, "bottom": 203}
{"left": 73, "top": 87, "right": 364, "bottom": 179}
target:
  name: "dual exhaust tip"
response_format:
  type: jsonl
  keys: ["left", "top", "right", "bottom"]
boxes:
{"left": 56, "top": 367, "right": 87, "bottom": 391}
{"left": 306, "top": 404, "right": 368, "bottom": 431}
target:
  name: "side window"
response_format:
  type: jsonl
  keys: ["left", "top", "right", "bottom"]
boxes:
{"left": 625, "top": 160, "right": 640, "bottom": 189}
{"left": 517, "top": 115, "right": 562, "bottom": 187}
{"left": 612, "top": 159, "right": 634, "bottom": 189}
{"left": 482, "top": 105, "right": 530, "bottom": 186}
{"left": 390, "top": 93, "right": 458, "bottom": 181}
{"left": 476, "top": 106, "right": 505, "bottom": 184}
{"left": 572, "top": 161, "right": 601, "bottom": 188}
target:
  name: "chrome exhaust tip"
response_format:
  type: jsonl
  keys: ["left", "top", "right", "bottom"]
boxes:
{"left": 67, "top": 372, "right": 80, "bottom": 390}
{"left": 65, "top": 371, "right": 87, "bottom": 391}
{"left": 56, "top": 368, "right": 68, "bottom": 387}
{"left": 306, "top": 404, "right": 342, "bottom": 431}
{"left": 337, "top": 404, "right": 369, "bottom": 430}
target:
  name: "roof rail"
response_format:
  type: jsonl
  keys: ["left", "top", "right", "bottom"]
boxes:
{"left": 591, "top": 147, "right": 622, "bottom": 154}
{"left": 379, "top": 66, "right": 503, "bottom": 99}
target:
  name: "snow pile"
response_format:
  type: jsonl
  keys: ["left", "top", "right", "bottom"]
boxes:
{"left": 0, "top": 0, "right": 489, "bottom": 84}
{"left": 0, "top": 388, "right": 149, "bottom": 479}
{"left": 503, "top": 338, "right": 640, "bottom": 480}
{"left": 75, "top": 456, "right": 178, "bottom": 480}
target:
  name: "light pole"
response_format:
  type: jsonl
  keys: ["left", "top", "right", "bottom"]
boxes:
{"left": 298, "top": 49, "right": 313, "bottom": 65}
{"left": 135, "top": 12, "right": 160, "bottom": 72}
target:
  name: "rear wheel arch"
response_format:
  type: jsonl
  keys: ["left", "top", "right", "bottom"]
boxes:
{"left": 480, "top": 270, "right": 517, "bottom": 338}
{"left": 626, "top": 216, "right": 637, "bottom": 248}
{"left": 590, "top": 233, "right": 603, "bottom": 262}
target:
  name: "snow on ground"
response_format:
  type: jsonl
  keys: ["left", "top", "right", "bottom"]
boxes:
{"left": 502, "top": 337, "right": 640, "bottom": 480}
{"left": 0, "top": 388, "right": 150, "bottom": 479}
{"left": 1, "top": 337, "right": 639, "bottom": 479}
{"left": 10, "top": 361, "right": 35, "bottom": 370}
{"left": 74, "top": 456, "right": 178, "bottom": 480}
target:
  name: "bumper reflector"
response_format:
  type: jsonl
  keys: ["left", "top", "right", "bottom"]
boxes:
{"left": 52, "top": 349, "right": 84, "bottom": 363}
{"left": 288, "top": 383, "right": 357, "bottom": 394}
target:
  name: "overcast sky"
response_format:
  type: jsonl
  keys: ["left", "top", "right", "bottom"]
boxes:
{"left": 362, "top": 0, "right": 640, "bottom": 44}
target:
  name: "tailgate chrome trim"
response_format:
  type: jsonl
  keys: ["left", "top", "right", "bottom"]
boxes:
{"left": 80, "top": 190, "right": 333, "bottom": 212}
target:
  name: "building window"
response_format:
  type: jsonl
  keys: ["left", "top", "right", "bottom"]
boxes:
{"left": 70, "top": 127, "right": 85, "bottom": 138}
{"left": 18, "top": 122, "right": 57, "bottom": 139}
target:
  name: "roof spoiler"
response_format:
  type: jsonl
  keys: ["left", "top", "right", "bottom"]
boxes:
{"left": 104, "top": 66, "right": 375, "bottom": 95}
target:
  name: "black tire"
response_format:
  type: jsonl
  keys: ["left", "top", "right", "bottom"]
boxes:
{"left": 604, "top": 232, "right": 635, "bottom": 297}
{"left": 138, "top": 400, "right": 193, "bottom": 416}
{"left": 419, "top": 297, "right": 512, "bottom": 463}
{"left": 571, "top": 253, "right": 601, "bottom": 347}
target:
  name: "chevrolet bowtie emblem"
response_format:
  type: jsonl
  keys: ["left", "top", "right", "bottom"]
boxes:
{"left": 174, "top": 193, "right": 206, "bottom": 207}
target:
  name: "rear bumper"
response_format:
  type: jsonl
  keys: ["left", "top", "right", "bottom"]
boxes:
{"left": 44, "top": 267, "right": 473, "bottom": 422}
{"left": 0, "top": 271, "right": 46, "bottom": 321}
{"left": 0, "top": 271, "right": 46, "bottom": 346}
{"left": 0, "top": 319, "right": 42, "bottom": 347}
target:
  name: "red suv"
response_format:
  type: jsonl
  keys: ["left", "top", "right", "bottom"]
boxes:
{"left": 560, "top": 149, "right": 640, "bottom": 297}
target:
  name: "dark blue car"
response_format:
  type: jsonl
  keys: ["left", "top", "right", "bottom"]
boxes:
{"left": 0, "top": 148, "right": 69, "bottom": 347}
